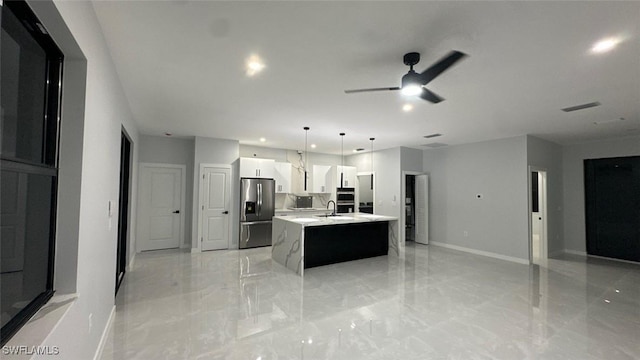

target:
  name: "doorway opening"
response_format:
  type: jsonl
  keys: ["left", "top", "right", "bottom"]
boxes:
{"left": 529, "top": 168, "right": 548, "bottom": 265}
{"left": 402, "top": 172, "right": 428, "bottom": 245}
{"left": 405, "top": 175, "right": 416, "bottom": 241}
{"left": 585, "top": 156, "right": 640, "bottom": 262}
{"left": 116, "top": 130, "right": 132, "bottom": 294}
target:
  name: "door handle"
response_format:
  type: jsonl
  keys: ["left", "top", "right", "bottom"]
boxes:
{"left": 222, "top": 211, "right": 229, "bottom": 214}
{"left": 173, "top": 210, "right": 180, "bottom": 214}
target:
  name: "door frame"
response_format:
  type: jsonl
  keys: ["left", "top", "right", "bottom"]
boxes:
{"left": 197, "top": 164, "right": 233, "bottom": 252}
{"left": 401, "top": 171, "right": 424, "bottom": 244}
{"left": 116, "top": 128, "right": 133, "bottom": 294}
{"left": 528, "top": 166, "right": 548, "bottom": 264}
{"left": 136, "top": 163, "right": 186, "bottom": 252}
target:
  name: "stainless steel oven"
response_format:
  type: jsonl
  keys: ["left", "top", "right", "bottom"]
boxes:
{"left": 336, "top": 187, "right": 355, "bottom": 213}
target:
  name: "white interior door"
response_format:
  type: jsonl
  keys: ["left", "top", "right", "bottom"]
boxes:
{"left": 415, "top": 174, "right": 429, "bottom": 245}
{"left": 138, "top": 164, "right": 184, "bottom": 251}
{"left": 200, "top": 166, "right": 231, "bottom": 251}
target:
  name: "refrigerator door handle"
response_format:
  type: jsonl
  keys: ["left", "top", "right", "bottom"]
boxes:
{"left": 257, "top": 183, "right": 262, "bottom": 217}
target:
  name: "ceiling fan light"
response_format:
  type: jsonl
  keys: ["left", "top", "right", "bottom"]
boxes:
{"left": 401, "top": 85, "right": 422, "bottom": 96}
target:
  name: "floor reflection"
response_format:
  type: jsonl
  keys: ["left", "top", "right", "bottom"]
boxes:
{"left": 100, "top": 244, "right": 640, "bottom": 360}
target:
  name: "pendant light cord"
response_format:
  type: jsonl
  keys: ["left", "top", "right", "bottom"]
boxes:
{"left": 340, "top": 133, "right": 345, "bottom": 188}
{"left": 370, "top": 137, "right": 375, "bottom": 190}
{"left": 304, "top": 127, "right": 309, "bottom": 191}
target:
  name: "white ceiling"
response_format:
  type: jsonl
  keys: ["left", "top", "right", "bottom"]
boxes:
{"left": 93, "top": 1, "right": 640, "bottom": 154}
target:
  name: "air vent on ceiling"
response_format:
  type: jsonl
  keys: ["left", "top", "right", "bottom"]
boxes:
{"left": 423, "top": 133, "right": 442, "bottom": 139}
{"left": 422, "top": 142, "right": 448, "bottom": 148}
{"left": 561, "top": 101, "right": 601, "bottom": 112}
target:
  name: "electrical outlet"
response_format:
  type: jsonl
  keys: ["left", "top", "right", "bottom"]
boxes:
{"left": 464, "top": 231, "right": 468, "bottom": 237}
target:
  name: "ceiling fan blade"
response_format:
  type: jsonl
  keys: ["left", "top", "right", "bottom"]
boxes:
{"left": 419, "top": 88, "right": 444, "bottom": 103}
{"left": 418, "top": 50, "right": 467, "bottom": 85}
{"left": 344, "top": 87, "right": 400, "bottom": 94}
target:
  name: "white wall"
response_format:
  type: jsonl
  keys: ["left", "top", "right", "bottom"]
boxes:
{"left": 526, "top": 135, "right": 564, "bottom": 256}
{"left": 423, "top": 136, "right": 529, "bottom": 261}
{"left": 562, "top": 136, "right": 640, "bottom": 253}
{"left": 139, "top": 135, "right": 194, "bottom": 247}
{"left": 193, "top": 136, "right": 240, "bottom": 249}
{"left": 29, "top": 0, "right": 140, "bottom": 358}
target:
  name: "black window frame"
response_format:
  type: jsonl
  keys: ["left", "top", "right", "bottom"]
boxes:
{"left": 1, "top": 0, "right": 64, "bottom": 346}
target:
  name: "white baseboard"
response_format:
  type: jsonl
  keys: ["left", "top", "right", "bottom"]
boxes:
{"left": 93, "top": 305, "right": 115, "bottom": 360}
{"left": 430, "top": 241, "right": 529, "bottom": 265}
{"left": 190, "top": 247, "right": 201, "bottom": 253}
{"left": 564, "top": 249, "right": 587, "bottom": 257}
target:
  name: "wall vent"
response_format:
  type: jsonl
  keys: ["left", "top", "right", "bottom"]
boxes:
{"left": 561, "top": 101, "right": 601, "bottom": 112}
{"left": 423, "top": 133, "right": 442, "bottom": 139}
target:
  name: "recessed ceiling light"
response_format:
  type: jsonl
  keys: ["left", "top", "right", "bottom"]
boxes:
{"left": 591, "top": 37, "right": 621, "bottom": 53}
{"left": 402, "top": 104, "right": 414, "bottom": 112}
{"left": 259, "top": 137, "right": 266, "bottom": 142}
{"left": 310, "top": 144, "right": 316, "bottom": 149}
{"left": 246, "top": 54, "right": 265, "bottom": 76}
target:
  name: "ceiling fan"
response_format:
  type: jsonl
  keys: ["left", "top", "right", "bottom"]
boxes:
{"left": 344, "top": 51, "right": 467, "bottom": 103}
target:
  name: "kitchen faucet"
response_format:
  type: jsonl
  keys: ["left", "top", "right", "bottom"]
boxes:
{"left": 327, "top": 200, "right": 336, "bottom": 216}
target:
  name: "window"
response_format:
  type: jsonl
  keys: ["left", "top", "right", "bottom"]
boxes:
{"left": 1, "top": 0, "right": 63, "bottom": 345}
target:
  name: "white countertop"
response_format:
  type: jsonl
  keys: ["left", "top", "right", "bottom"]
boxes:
{"left": 275, "top": 208, "right": 332, "bottom": 213}
{"left": 273, "top": 212, "right": 397, "bottom": 227}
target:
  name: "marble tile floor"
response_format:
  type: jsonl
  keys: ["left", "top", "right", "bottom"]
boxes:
{"left": 101, "top": 243, "right": 640, "bottom": 360}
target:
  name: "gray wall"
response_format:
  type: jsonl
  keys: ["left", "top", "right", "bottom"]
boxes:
{"left": 423, "top": 136, "right": 529, "bottom": 260}
{"left": 401, "top": 147, "right": 424, "bottom": 172}
{"left": 562, "top": 136, "right": 640, "bottom": 253}
{"left": 32, "top": 0, "right": 140, "bottom": 358}
{"left": 526, "top": 135, "right": 564, "bottom": 256}
{"left": 193, "top": 136, "right": 240, "bottom": 249}
{"left": 139, "top": 135, "right": 195, "bottom": 247}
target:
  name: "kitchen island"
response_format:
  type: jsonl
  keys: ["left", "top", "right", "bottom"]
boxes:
{"left": 272, "top": 213, "right": 399, "bottom": 275}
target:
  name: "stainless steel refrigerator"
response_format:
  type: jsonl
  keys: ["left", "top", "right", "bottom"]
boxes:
{"left": 239, "top": 178, "right": 275, "bottom": 249}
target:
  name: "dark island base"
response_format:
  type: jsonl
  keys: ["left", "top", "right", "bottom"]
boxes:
{"left": 304, "top": 221, "right": 389, "bottom": 269}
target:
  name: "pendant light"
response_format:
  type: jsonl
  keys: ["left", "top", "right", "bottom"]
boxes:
{"left": 370, "top": 137, "right": 375, "bottom": 190}
{"left": 340, "top": 133, "right": 345, "bottom": 188}
{"left": 304, "top": 127, "right": 309, "bottom": 191}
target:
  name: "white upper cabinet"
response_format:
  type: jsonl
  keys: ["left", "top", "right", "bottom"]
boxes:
{"left": 336, "top": 165, "right": 357, "bottom": 188}
{"left": 273, "top": 162, "right": 292, "bottom": 193}
{"left": 239, "top": 157, "right": 275, "bottom": 179}
{"left": 312, "top": 165, "right": 333, "bottom": 193}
